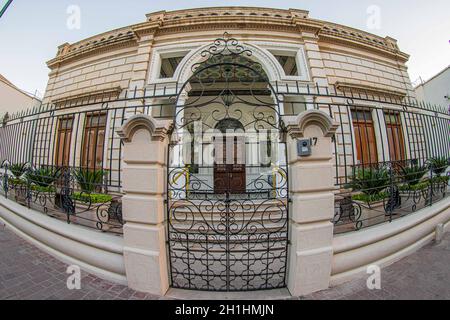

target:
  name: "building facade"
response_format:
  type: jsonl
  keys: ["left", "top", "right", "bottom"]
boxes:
{"left": 415, "top": 66, "right": 450, "bottom": 110}
{"left": 0, "top": 74, "right": 41, "bottom": 124}
{"left": 0, "top": 7, "right": 449, "bottom": 297}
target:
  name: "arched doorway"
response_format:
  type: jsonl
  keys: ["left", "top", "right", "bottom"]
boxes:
{"left": 167, "top": 33, "right": 289, "bottom": 291}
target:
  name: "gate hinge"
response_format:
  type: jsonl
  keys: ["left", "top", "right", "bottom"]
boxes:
{"left": 287, "top": 240, "right": 292, "bottom": 246}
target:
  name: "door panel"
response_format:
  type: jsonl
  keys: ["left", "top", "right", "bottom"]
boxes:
{"left": 214, "top": 136, "right": 246, "bottom": 194}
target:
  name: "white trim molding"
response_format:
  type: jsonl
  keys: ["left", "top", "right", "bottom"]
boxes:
{"left": 146, "top": 40, "right": 311, "bottom": 88}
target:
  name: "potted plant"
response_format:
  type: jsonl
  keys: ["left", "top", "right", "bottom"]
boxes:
{"left": 26, "top": 166, "right": 60, "bottom": 191}
{"left": 348, "top": 167, "right": 391, "bottom": 228}
{"left": 401, "top": 164, "right": 427, "bottom": 187}
{"left": 429, "top": 157, "right": 449, "bottom": 175}
{"left": 72, "top": 168, "right": 114, "bottom": 231}
{"left": 9, "top": 163, "right": 27, "bottom": 179}
{"left": 6, "top": 163, "right": 27, "bottom": 201}
{"left": 20, "top": 166, "right": 59, "bottom": 205}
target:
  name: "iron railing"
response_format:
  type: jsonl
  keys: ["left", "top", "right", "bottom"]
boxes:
{"left": 0, "top": 87, "right": 449, "bottom": 235}
{"left": 0, "top": 99, "right": 175, "bottom": 234}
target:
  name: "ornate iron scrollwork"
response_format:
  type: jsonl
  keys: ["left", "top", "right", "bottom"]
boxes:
{"left": 167, "top": 33, "right": 289, "bottom": 292}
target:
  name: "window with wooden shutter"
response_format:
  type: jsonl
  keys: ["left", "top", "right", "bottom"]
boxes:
{"left": 82, "top": 113, "right": 107, "bottom": 170}
{"left": 352, "top": 109, "right": 378, "bottom": 166}
{"left": 384, "top": 112, "right": 405, "bottom": 163}
{"left": 55, "top": 117, "right": 74, "bottom": 167}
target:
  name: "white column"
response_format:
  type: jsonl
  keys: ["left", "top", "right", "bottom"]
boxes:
{"left": 118, "top": 114, "right": 172, "bottom": 295}
{"left": 172, "top": 92, "right": 188, "bottom": 199}
{"left": 284, "top": 110, "right": 339, "bottom": 296}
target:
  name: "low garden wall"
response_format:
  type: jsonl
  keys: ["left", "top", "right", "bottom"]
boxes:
{"left": 0, "top": 196, "right": 126, "bottom": 284}
{"left": 330, "top": 197, "right": 450, "bottom": 285}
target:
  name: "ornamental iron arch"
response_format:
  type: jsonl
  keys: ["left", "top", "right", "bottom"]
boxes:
{"left": 167, "top": 33, "right": 289, "bottom": 292}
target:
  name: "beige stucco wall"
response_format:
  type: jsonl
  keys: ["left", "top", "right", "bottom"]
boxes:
{"left": 44, "top": 47, "right": 138, "bottom": 103}
{"left": 1, "top": 7, "right": 422, "bottom": 192}
{"left": 41, "top": 7, "right": 414, "bottom": 105}
{"left": 320, "top": 44, "right": 414, "bottom": 97}
{"left": 0, "top": 80, "right": 41, "bottom": 119}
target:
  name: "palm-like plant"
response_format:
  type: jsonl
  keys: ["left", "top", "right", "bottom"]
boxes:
{"left": 401, "top": 165, "right": 427, "bottom": 186}
{"left": 429, "top": 157, "right": 449, "bottom": 175}
{"left": 26, "top": 166, "right": 61, "bottom": 188}
{"left": 9, "top": 163, "right": 27, "bottom": 178}
{"left": 73, "top": 169, "right": 106, "bottom": 193}
{"left": 349, "top": 167, "right": 391, "bottom": 196}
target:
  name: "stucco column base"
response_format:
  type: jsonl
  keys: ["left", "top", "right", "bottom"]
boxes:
{"left": 288, "top": 222, "right": 334, "bottom": 296}
{"left": 123, "top": 223, "right": 169, "bottom": 294}
{"left": 118, "top": 115, "right": 172, "bottom": 296}
{"left": 284, "top": 111, "right": 339, "bottom": 297}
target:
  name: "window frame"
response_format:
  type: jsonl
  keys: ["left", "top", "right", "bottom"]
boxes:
{"left": 55, "top": 116, "right": 74, "bottom": 168}
{"left": 384, "top": 111, "right": 406, "bottom": 163}
{"left": 81, "top": 112, "right": 107, "bottom": 171}
{"left": 351, "top": 108, "right": 379, "bottom": 167}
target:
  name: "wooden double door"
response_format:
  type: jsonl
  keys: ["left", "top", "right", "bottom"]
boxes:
{"left": 213, "top": 135, "right": 246, "bottom": 194}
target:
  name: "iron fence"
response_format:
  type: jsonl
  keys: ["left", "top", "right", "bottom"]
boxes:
{"left": 0, "top": 86, "right": 449, "bottom": 235}
{"left": 0, "top": 98, "right": 176, "bottom": 234}
{"left": 323, "top": 99, "right": 450, "bottom": 234}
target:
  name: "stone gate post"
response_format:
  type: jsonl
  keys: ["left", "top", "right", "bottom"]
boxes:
{"left": 284, "top": 110, "right": 339, "bottom": 296}
{"left": 117, "top": 114, "right": 172, "bottom": 295}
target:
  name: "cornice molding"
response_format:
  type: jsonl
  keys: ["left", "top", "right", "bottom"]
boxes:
{"left": 47, "top": 7, "right": 410, "bottom": 69}
{"left": 335, "top": 81, "right": 407, "bottom": 98}
{"left": 51, "top": 87, "right": 122, "bottom": 105}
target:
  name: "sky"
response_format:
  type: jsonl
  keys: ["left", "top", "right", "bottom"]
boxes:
{"left": 0, "top": 0, "right": 449, "bottom": 97}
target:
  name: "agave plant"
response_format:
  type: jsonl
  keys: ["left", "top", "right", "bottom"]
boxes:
{"left": 349, "top": 167, "right": 391, "bottom": 196}
{"left": 26, "top": 166, "right": 61, "bottom": 188}
{"left": 9, "top": 163, "right": 27, "bottom": 178}
{"left": 73, "top": 168, "right": 106, "bottom": 193}
{"left": 401, "top": 165, "right": 427, "bottom": 186}
{"left": 429, "top": 157, "right": 449, "bottom": 175}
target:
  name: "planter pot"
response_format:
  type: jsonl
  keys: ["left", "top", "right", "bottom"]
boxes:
{"left": 70, "top": 201, "right": 112, "bottom": 232}
{"left": 400, "top": 188, "right": 428, "bottom": 212}
{"left": 354, "top": 199, "right": 388, "bottom": 229}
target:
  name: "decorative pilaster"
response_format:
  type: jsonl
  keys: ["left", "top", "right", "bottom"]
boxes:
{"left": 117, "top": 114, "right": 172, "bottom": 295}
{"left": 284, "top": 110, "right": 339, "bottom": 296}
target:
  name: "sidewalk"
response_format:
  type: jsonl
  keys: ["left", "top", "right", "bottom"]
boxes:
{"left": 0, "top": 222, "right": 449, "bottom": 300}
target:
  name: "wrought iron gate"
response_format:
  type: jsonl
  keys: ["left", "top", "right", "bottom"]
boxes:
{"left": 167, "top": 33, "right": 289, "bottom": 291}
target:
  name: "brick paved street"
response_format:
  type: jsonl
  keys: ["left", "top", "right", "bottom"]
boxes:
{"left": 304, "top": 232, "right": 450, "bottom": 300}
{"left": 0, "top": 222, "right": 449, "bottom": 300}
{"left": 0, "top": 223, "right": 160, "bottom": 300}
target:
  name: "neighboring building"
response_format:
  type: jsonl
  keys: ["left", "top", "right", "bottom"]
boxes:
{"left": 0, "top": 74, "right": 41, "bottom": 123}
{"left": 0, "top": 7, "right": 449, "bottom": 298}
{"left": 415, "top": 66, "right": 450, "bottom": 109}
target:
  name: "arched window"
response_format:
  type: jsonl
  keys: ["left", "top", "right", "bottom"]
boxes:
{"left": 215, "top": 118, "right": 245, "bottom": 133}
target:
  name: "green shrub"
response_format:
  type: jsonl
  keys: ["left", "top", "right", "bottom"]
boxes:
{"left": 73, "top": 169, "right": 106, "bottom": 193}
{"left": 352, "top": 192, "right": 389, "bottom": 203}
{"left": 8, "top": 177, "right": 26, "bottom": 186}
{"left": 9, "top": 163, "right": 27, "bottom": 178}
{"left": 72, "top": 192, "right": 112, "bottom": 204}
{"left": 30, "top": 185, "right": 56, "bottom": 193}
{"left": 401, "top": 165, "right": 427, "bottom": 186}
{"left": 429, "top": 157, "right": 449, "bottom": 175}
{"left": 430, "top": 175, "right": 450, "bottom": 185}
{"left": 348, "top": 167, "right": 390, "bottom": 195}
{"left": 26, "top": 167, "right": 61, "bottom": 188}
{"left": 399, "top": 181, "right": 429, "bottom": 192}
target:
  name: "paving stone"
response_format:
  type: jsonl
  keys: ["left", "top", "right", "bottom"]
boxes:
{"left": 1, "top": 224, "right": 449, "bottom": 300}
